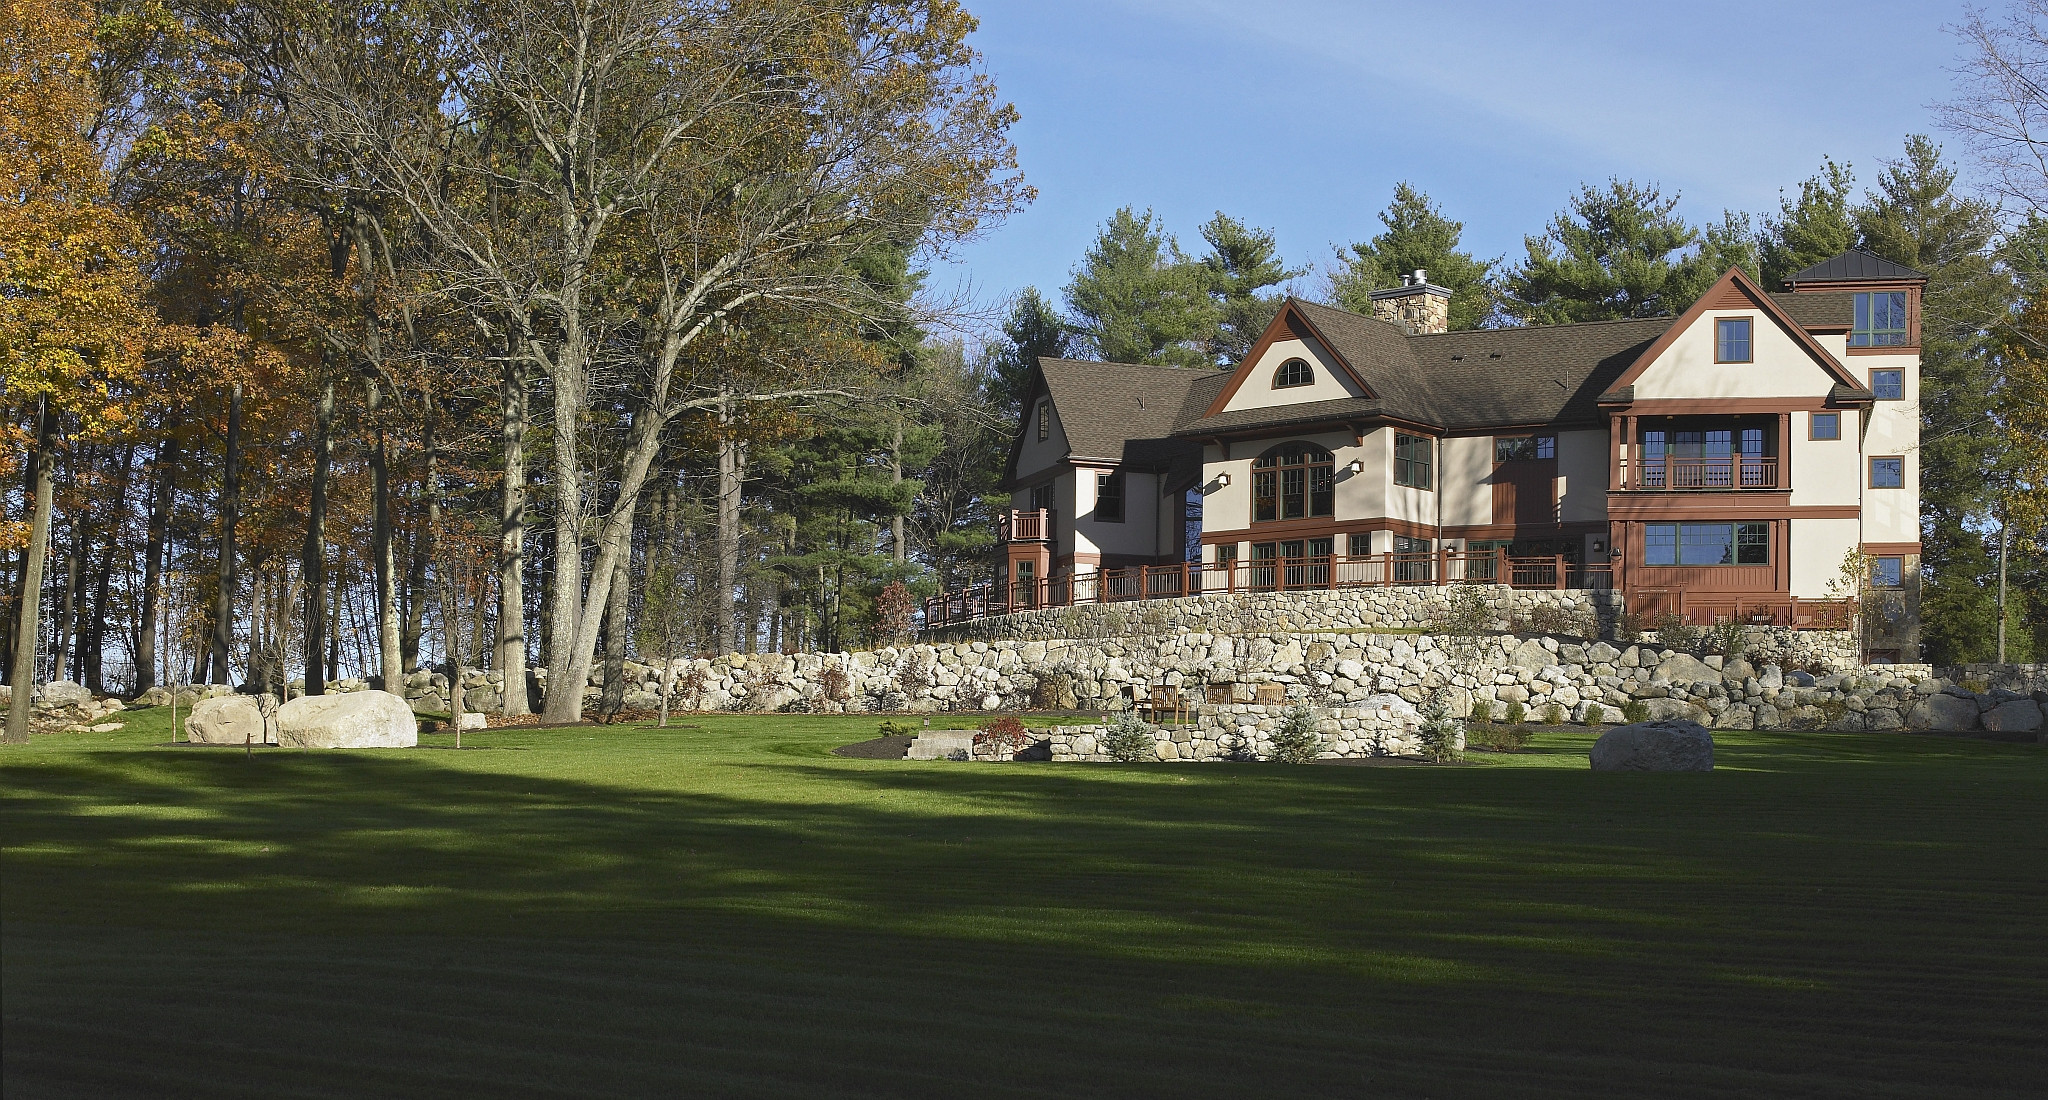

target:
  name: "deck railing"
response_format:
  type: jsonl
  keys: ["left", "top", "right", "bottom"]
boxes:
{"left": 1001, "top": 508, "right": 1052, "bottom": 542}
{"left": 1619, "top": 455, "right": 1779, "bottom": 490}
{"left": 924, "top": 550, "right": 1618, "bottom": 628}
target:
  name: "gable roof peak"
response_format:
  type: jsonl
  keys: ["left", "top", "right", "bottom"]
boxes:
{"left": 1785, "top": 247, "right": 1927, "bottom": 287}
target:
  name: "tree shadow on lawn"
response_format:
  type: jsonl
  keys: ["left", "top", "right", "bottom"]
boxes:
{"left": 4, "top": 740, "right": 2045, "bottom": 1098}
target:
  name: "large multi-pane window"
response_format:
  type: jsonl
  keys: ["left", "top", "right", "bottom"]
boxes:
{"left": 1871, "top": 369, "right": 1904, "bottom": 400}
{"left": 1095, "top": 472, "right": 1125, "bottom": 522}
{"left": 1251, "top": 443, "right": 1334, "bottom": 522}
{"left": 1715, "top": 317, "right": 1753, "bottom": 362}
{"left": 1394, "top": 433, "right": 1433, "bottom": 489}
{"left": 1871, "top": 557, "right": 1903, "bottom": 588}
{"left": 1810, "top": 412, "right": 1840, "bottom": 440}
{"left": 1643, "top": 522, "right": 1769, "bottom": 566}
{"left": 1869, "top": 457, "right": 1904, "bottom": 488}
{"left": 1851, "top": 291, "right": 1910, "bottom": 347}
{"left": 1029, "top": 482, "right": 1053, "bottom": 511}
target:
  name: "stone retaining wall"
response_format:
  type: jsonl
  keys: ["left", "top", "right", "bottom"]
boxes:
{"left": 927, "top": 586, "right": 1619, "bottom": 641}
{"left": 1047, "top": 694, "right": 1446, "bottom": 762}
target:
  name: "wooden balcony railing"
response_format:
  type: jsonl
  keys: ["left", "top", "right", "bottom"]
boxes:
{"left": 1001, "top": 508, "right": 1053, "bottom": 542}
{"left": 1619, "top": 456, "right": 1778, "bottom": 490}
{"left": 923, "top": 550, "right": 1620, "bottom": 628}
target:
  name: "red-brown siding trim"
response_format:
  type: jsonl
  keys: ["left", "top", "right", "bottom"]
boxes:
{"left": 1862, "top": 541, "right": 1923, "bottom": 556}
{"left": 1201, "top": 516, "right": 1439, "bottom": 544}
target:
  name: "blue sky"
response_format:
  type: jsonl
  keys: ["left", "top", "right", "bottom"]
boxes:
{"left": 932, "top": 0, "right": 1969, "bottom": 318}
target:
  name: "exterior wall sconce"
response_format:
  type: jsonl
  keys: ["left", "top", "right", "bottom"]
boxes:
{"left": 1347, "top": 459, "right": 1365, "bottom": 474}
{"left": 1215, "top": 472, "right": 1231, "bottom": 486}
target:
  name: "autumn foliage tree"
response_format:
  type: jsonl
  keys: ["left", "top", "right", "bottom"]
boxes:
{"left": 2, "top": 0, "right": 147, "bottom": 740}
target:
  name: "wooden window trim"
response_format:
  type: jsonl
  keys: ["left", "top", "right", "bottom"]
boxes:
{"left": 1808, "top": 411, "right": 1840, "bottom": 441}
{"left": 1714, "top": 316, "right": 1753, "bottom": 364}
{"left": 1868, "top": 368, "right": 1905, "bottom": 401}
{"left": 1868, "top": 456, "right": 1904, "bottom": 489}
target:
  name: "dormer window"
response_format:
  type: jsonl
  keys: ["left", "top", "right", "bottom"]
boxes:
{"left": 1851, "top": 291, "right": 1909, "bottom": 347}
{"left": 1715, "top": 317, "right": 1752, "bottom": 363}
{"left": 1036, "top": 399, "right": 1050, "bottom": 441}
{"left": 1274, "top": 358, "right": 1314, "bottom": 388}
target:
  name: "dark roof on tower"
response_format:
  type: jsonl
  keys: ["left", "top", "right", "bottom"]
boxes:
{"left": 1785, "top": 247, "right": 1926, "bottom": 285}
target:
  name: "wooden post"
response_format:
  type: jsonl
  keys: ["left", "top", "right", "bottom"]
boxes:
{"left": 1382, "top": 551, "right": 1393, "bottom": 587}
{"left": 1497, "top": 547, "right": 1509, "bottom": 587}
{"left": 1554, "top": 554, "right": 1566, "bottom": 590}
{"left": 1436, "top": 545, "right": 1447, "bottom": 586}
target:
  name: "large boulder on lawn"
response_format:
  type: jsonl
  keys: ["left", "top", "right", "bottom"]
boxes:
{"left": 1906, "top": 693, "right": 1981, "bottom": 733}
{"left": 38, "top": 680, "right": 90, "bottom": 709}
{"left": 1590, "top": 720, "right": 1714, "bottom": 772}
{"left": 1981, "top": 699, "right": 2044, "bottom": 735}
{"left": 277, "top": 690, "right": 417, "bottom": 748}
{"left": 186, "top": 695, "right": 274, "bottom": 745}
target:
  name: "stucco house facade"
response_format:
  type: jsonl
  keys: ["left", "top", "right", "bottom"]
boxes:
{"left": 993, "top": 249, "right": 1924, "bottom": 661}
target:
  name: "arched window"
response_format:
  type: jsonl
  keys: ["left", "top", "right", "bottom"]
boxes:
{"left": 1251, "top": 443, "right": 1334, "bottom": 521}
{"left": 1274, "top": 358, "right": 1314, "bottom": 388}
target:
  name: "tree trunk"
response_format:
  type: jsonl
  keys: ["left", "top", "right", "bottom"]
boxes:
{"left": 405, "top": 411, "right": 438, "bottom": 673}
{"left": 7, "top": 404, "right": 57, "bottom": 742}
{"left": 303, "top": 377, "right": 333, "bottom": 695}
{"left": 52, "top": 537, "right": 77, "bottom": 684}
{"left": 138, "top": 428, "right": 178, "bottom": 688}
{"left": 598, "top": 550, "right": 628, "bottom": 720}
{"left": 715, "top": 396, "right": 744, "bottom": 656}
{"left": 498, "top": 360, "right": 529, "bottom": 715}
{"left": 541, "top": 361, "right": 586, "bottom": 717}
{"left": 891, "top": 418, "right": 906, "bottom": 565}
{"left": 210, "top": 381, "right": 243, "bottom": 686}
{"left": 366, "top": 376, "right": 402, "bottom": 691}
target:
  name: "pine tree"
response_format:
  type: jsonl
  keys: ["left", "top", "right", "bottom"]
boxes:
{"left": 1330, "top": 183, "right": 1498, "bottom": 330}
{"left": 1196, "top": 212, "right": 1300, "bottom": 363}
{"left": 1501, "top": 180, "right": 1752, "bottom": 324}
{"left": 1851, "top": 137, "right": 2005, "bottom": 663}
{"left": 1758, "top": 158, "right": 1858, "bottom": 287}
{"left": 1064, "top": 207, "right": 1215, "bottom": 367}
{"left": 987, "top": 288, "right": 1068, "bottom": 418}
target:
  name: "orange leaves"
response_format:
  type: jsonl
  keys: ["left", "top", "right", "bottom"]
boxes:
{"left": 0, "top": 0, "right": 147, "bottom": 437}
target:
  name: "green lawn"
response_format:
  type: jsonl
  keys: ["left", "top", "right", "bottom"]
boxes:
{"left": 4, "top": 710, "right": 2043, "bottom": 1098}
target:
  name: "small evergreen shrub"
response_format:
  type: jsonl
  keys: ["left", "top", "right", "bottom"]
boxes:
{"left": 1416, "top": 692, "right": 1465, "bottom": 763}
{"left": 1542, "top": 703, "right": 1566, "bottom": 727}
{"left": 1619, "top": 699, "right": 1651, "bottom": 724}
{"left": 1102, "top": 710, "right": 1157, "bottom": 763}
{"left": 1268, "top": 703, "right": 1324, "bottom": 764}
{"left": 1502, "top": 700, "right": 1527, "bottom": 727}
{"left": 877, "top": 718, "right": 917, "bottom": 737}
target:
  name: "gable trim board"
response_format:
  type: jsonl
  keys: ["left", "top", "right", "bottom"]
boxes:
{"left": 1609, "top": 267, "right": 1866, "bottom": 396}
{"left": 1201, "top": 300, "right": 1382, "bottom": 417}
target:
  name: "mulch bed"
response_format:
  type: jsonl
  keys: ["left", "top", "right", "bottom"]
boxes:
{"left": 833, "top": 735, "right": 912, "bottom": 760}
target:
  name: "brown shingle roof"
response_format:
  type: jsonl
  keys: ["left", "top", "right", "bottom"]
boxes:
{"left": 1407, "top": 318, "right": 1669, "bottom": 429}
{"left": 1770, "top": 291, "right": 1855, "bottom": 329}
{"left": 1035, "top": 358, "right": 1225, "bottom": 465}
{"left": 1179, "top": 396, "right": 1387, "bottom": 436}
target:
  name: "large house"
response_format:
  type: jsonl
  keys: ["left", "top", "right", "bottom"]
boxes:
{"left": 990, "top": 249, "right": 1924, "bottom": 661}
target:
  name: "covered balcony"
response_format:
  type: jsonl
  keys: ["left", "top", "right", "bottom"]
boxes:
{"left": 1615, "top": 417, "right": 1782, "bottom": 491}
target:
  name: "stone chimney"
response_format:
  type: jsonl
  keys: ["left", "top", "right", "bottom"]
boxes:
{"left": 1368, "top": 270, "right": 1451, "bottom": 335}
